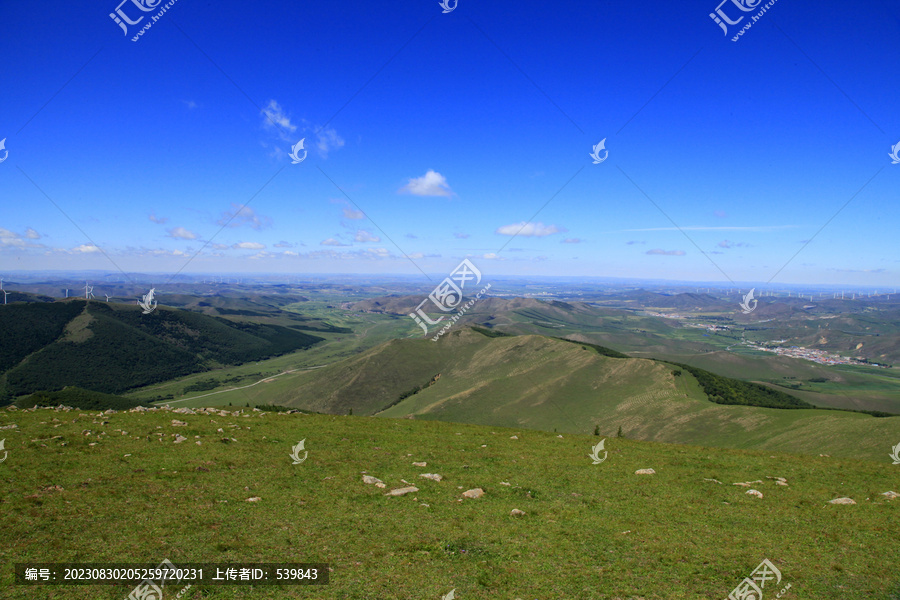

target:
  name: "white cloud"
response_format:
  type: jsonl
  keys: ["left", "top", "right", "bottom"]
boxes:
{"left": 399, "top": 170, "right": 453, "bottom": 197}
{"left": 282, "top": 250, "right": 299, "bottom": 256}
{"left": 72, "top": 244, "right": 101, "bottom": 253}
{"left": 316, "top": 127, "right": 345, "bottom": 157}
{"left": 217, "top": 203, "right": 272, "bottom": 230}
{"left": 0, "top": 228, "right": 25, "bottom": 247}
{"left": 274, "top": 241, "right": 294, "bottom": 248}
{"left": 261, "top": 100, "right": 297, "bottom": 138}
{"left": 495, "top": 221, "right": 563, "bottom": 237}
{"left": 366, "top": 247, "right": 390, "bottom": 258}
{"left": 168, "top": 227, "right": 198, "bottom": 240}
{"left": 646, "top": 248, "right": 685, "bottom": 256}
{"left": 321, "top": 238, "right": 350, "bottom": 247}
{"left": 354, "top": 229, "right": 381, "bottom": 243}
{"left": 24, "top": 227, "right": 40, "bottom": 239}
{"left": 233, "top": 241, "right": 266, "bottom": 250}
{"left": 343, "top": 207, "right": 364, "bottom": 220}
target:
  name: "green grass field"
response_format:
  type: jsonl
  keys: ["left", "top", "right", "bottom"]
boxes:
{"left": 2, "top": 404, "right": 898, "bottom": 599}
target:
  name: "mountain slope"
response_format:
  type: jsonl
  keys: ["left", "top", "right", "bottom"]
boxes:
{"left": 272, "top": 328, "right": 900, "bottom": 460}
{"left": 0, "top": 300, "right": 324, "bottom": 401}
{"left": 2, "top": 405, "right": 897, "bottom": 599}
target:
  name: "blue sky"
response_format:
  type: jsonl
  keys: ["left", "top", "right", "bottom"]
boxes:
{"left": 1, "top": 0, "right": 898, "bottom": 286}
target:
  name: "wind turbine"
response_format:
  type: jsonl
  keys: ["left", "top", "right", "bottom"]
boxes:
{"left": 2, "top": 290, "right": 7, "bottom": 304}
{"left": 65, "top": 289, "right": 69, "bottom": 298}
{"left": 84, "top": 282, "right": 95, "bottom": 300}
{"left": 105, "top": 294, "right": 110, "bottom": 302}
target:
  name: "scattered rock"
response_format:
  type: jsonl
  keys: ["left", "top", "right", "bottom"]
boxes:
{"left": 246, "top": 497, "right": 261, "bottom": 502}
{"left": 500, "top": 481, "right": 511, "bottom": 486}
{"left": 819, "top": 454, "right": 830, "bottom": 457}
{"left": 375, "top": 483, "right": 386, "bottom": 489}
{"left": 217, "top": 428, "right": 224, "bottom": 433}
{"left": 173, "top": 408, "right": 195, "bottom": 415}
{"left": 173, "top": 435, "right": 187, "bottom": 443}
{"left": 635, "top": 469, "right": 655, "bottom": 475}
{"left": 385, "top": 486, "right": 418, "bottom": 497}
{"left": 419, "top": 473, "right": 443, "bottom": 482}
{"left": 362, "top": 475, "right": 384, "bottom": 486}
{"left": 746, "top": 489, "right": 763, "bottom": 498}
{"left": 703, "top": 478, "right": 723, "bottom": 484}
{"left": 775, "top": 481, "right": 788, "bottom": 486}
{"left": 195, "top": 441, "right": 202, "bottom": 445}
{"left": 0, "top": 423, "right": 18, "bottom": 430}
{"left": 733, "top": 482, "right": 751, "bottom": 487}
{"left": 171, "top": 420, "right": 187, "bottom": 427}
{"left": 462, "top": 488, "right": 484, "bottom": 499}
{"left": 882, "top": 491, "right": 900, "bottom": 499}
{"left": 510, "top": 509, "right": 526, "bottom": 517}
{"left": 510, "top": 435, "right": 518, "bottom": 440}
{"left": 412, "top": 461, "right": 427, "bottom": 467}
{"left": 828, "top": 497, "right": 856, "bottom": 505}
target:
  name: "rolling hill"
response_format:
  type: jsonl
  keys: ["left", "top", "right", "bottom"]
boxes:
{"left": 0, "top": 300, "right": 324, "bottom": 403}
{"left": 267, "top": 327, "right": 900, "bottom": 460}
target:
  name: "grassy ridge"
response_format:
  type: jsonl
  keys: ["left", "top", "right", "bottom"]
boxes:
{"left": 0, "top": 301, "right": 324, "bottom": 401}
{"left": 0, "top": 406, "right": 897, "bottom": 599}
{"left": 266, "top": 329, "right": 900, "bottom": 460}
{"left": 663, "top": 360, "right": 815, "bottom": 409}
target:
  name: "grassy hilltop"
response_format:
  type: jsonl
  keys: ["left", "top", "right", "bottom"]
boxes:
{"left": 238, "top": 328, "right": 900, "bottom": 462}
{"left": 1, "top": 404, "right": 898, "bottom": 599}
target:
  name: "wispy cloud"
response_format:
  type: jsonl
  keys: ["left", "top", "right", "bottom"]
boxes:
{"left": 562, "top": 238, "right": 581, "bottom": 244}
{"left": 342, "top": 207, "right": 364, "bottom": 220}
{"left": 261, "top": 100, "right": 297, "bottom": 140}
{"left": 167, "top": 227, "right": 198, "bottom": 240}
{"left": 217, "top": 203, "right": 272, "bottom": 230}
{"left": 149, "top": 213, "right": 168, "bottom": 224}
{"left": 646, "top": 248, "right": 685, "bottom": 256}
{"left": 717, "top": 239, "right": 750, "bottom": 249}
{"left": 399, "top": 170, "right": 453, "bottom": 197}
{"left": 496, "top": 221, "right": 564, "bottom": 237}
{"left": 233, "top": 241, "right": 265, "bottom": 250}
{"left": 626, "top": 240, "right": 645, "bottom": 245}
{"left": 321, "top": 238, "right": 350, "bottom": 247}
{"left": 316, "top": 127, "right": 345, "bottom": 157}
{"left": 354, "top": 229, "right": 381, "bottom": 243}
{"left": 454, "top": 232, "right": 470, "bottom": 239}
{"left": 274, "top": 241, "right": 294, "bottom": 248}
{"left": 71, "top": 244, "right": 101, "bottom": 253}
